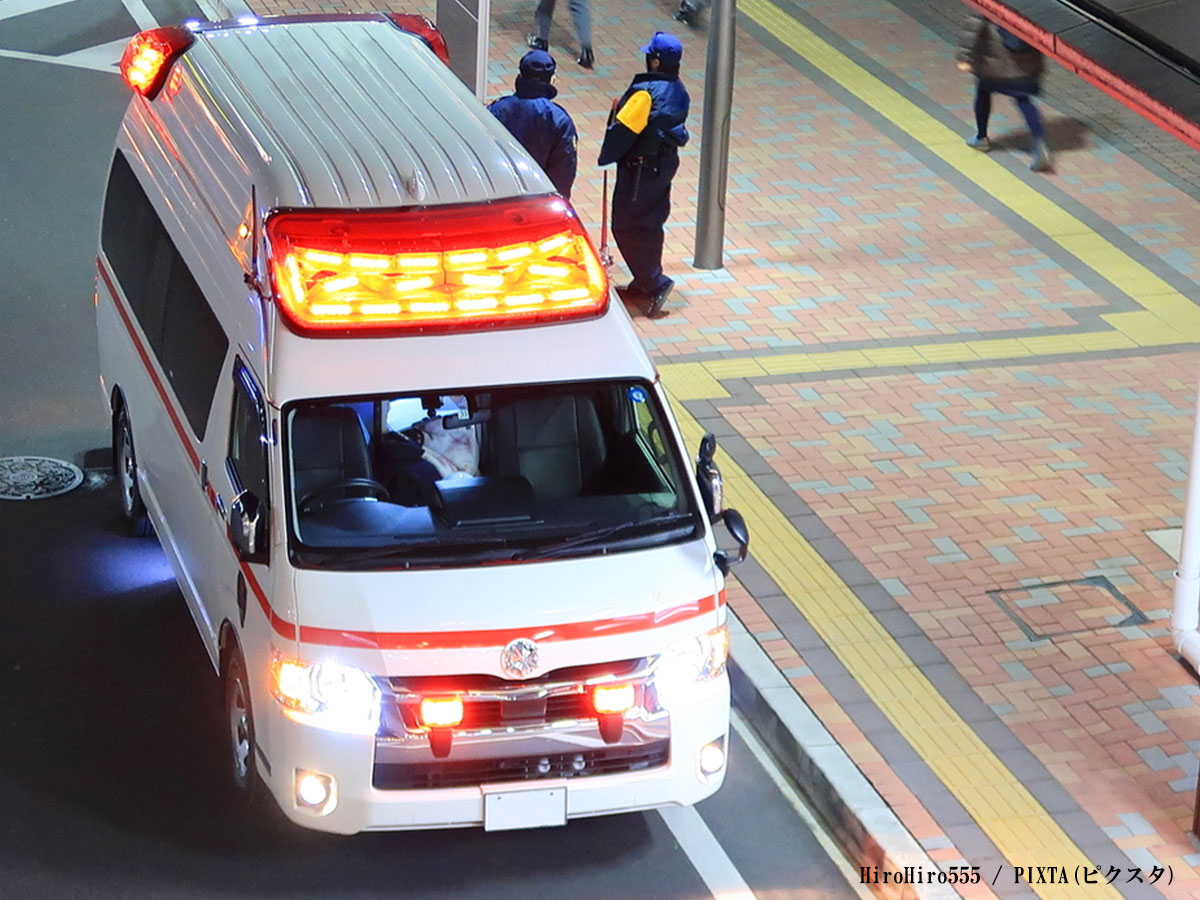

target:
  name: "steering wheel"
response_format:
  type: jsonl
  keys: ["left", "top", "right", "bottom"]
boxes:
{"left": 299, "top": 478, "right": 389, "bottom": 512}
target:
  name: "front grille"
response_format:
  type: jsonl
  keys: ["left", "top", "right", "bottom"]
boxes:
{"left": 373, "top": 740, "right": 670, "bottom": 790}
{"left": 384, "top": 658, "right": 654, "bottom": 736}
{"left": 387, "top": 658, "right": 645, "bottom": 696}
{"left": 394, "top": 691, "right": 595, "bottom": 731}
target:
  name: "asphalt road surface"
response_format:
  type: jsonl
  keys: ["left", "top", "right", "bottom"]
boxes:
{"left": 0, "top": 2, "right": 865, "bottom": 897}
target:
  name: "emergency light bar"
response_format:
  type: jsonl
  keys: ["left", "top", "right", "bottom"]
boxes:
{"left": 120, "top": 15, "right": 449, "bottom": 104}
{"left": 266, "top": 196, "right": 610, "bottom": 335}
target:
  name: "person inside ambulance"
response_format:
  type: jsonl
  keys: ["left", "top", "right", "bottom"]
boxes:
{"left": 416, "top": 397, "right": 481, "bottom": 480}
{"left": 376, "top": 396, "right": 479, "bottom": 507}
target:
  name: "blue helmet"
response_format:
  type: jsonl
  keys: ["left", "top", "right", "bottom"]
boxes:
{"left": 641, "top": 31, "right": 683, "bottom": 63}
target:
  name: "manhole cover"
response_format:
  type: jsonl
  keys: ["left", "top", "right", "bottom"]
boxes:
{"left": 988, "top": 575, "right": 1149, "bottom": 642}
{"left": 0, "top": 456, "right": 84, "bottom": 500}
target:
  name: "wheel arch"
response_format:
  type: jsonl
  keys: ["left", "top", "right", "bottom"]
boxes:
{"left": 219, "top": 619, "right": 243, "bottom": 677}
{"left": 109, "top": 385, "right": 126, "bottom": 473}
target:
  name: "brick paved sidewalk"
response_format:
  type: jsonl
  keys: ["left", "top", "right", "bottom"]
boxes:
{"left": 232, "top": 0, "right": 1200, "bottom": 895}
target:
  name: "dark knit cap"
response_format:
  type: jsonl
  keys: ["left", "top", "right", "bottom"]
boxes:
{"left": 519, "top": 49, "right": 556, "bottom": 81}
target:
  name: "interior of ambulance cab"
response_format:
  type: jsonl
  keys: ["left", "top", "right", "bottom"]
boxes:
{"left": 284, "top": 381, "right": 698, "bottom": 566}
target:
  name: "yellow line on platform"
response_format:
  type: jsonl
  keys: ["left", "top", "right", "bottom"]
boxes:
{"left": 666, "top": 387, "right": 1119, "bottom": 900}
{"left": 669, "top": 3, "right": 1149, "bottom": 890}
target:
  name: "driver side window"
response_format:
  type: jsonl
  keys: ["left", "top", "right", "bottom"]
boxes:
{"left": 228, "top": 365, "right": 269, "bottom": 504}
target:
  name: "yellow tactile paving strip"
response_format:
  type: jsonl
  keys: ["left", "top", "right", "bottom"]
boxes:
{"left": 667, "top": 390, "right": 1120, "bottom": 900}
{"left": 652, "top": 0, "right": 1200, "bottom": 895}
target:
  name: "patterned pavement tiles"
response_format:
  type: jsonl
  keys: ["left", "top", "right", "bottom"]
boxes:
{"left": 238, "top": 0, "right": 1200, "bottom": 895}
{"left": 727, "top": 575, "right": 1007, "bottom": 900}
{"left": 709, "top": 352, "right": 1200, "bottom": 895}
{"left": 892, "top": 0, "right": 1200, "bottom": 203}
{"left": 776, "top": 0, "right": 1200, "bottom": 318}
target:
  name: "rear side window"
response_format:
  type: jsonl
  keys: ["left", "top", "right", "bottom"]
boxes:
{"left": 101, "top": 152, "right": 228, "bottom": 439}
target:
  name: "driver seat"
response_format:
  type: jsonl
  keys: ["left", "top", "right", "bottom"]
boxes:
{"left": 291, "top": 406, "right": 378, "bottom": 509}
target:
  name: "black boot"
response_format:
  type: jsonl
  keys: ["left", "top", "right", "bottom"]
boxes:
{"left": 674, "top": 2, "right": 699, "bottom": 26}
{"left": 647, "top": 281, "right": 673, "bottom": 318}
{"left": 526, "top": 35, "right": 548, "bottom": 51}
{"left": 577, "top": 46, "right": 594, "bottom": 68}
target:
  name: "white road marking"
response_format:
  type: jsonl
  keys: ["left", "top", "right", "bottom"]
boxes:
{"left": 657, "top": 805, "right": 756, "bottom": 900}
{"left": 730, "top": 712, "right": 877, "bottom": 900}
{"left": 0, "top": 0, "right": 76, "bottom": 21}
{"left": 0, "top": 0, "right": 140, "bottom": 73}
{"left": 0, "top": 46, "right": 119, "bottom": 71}
{"left": 119, "top": 0, "right": 157, "bottom": 31}
{"left": 55, "top": 36, "right": 127, "bottom": 71}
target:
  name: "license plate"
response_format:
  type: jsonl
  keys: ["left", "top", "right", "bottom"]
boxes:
{"left": 482, "top": 785, "right": 567, "bottom": 831}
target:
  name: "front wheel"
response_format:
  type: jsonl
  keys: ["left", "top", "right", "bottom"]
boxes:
{"left": 224, "top": 650, "right": 264, "bottom": 806}
{"left": 114, "top": 406, "right": 152, "bottom": 537}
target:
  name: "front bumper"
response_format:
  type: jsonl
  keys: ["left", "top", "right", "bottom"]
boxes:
{"left": 256, "top": 673, "right": 729, "bottom": 834}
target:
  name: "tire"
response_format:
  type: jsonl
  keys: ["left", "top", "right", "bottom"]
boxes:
{"left": 224, "top": 650, "right": 264, "bottom": 806}
{"left": 114, "top": 406, "right": 153, "bottom": 537}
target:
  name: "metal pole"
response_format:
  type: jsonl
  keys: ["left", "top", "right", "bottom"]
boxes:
{"left": 693, "top": 0, "right": 736, "bottom": 269}
{"left": 1173, "top": 362, "right": 1200, "bottom": 646}
{"left": 475, "top": 0, "right": 491, "bottom": 101}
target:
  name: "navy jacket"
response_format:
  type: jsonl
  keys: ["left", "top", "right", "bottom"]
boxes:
{"left": 489, "top": 77, "right": 578, "bottom": 198}
{"left": 598, "top": 72, "right": 690, "bottom": 167}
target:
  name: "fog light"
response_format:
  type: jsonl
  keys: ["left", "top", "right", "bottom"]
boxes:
{"left": 295, "top": 770, "right": 337, "bottom": 814}
{"left": 699, "top": 738, "right": 726, "bottom": 778}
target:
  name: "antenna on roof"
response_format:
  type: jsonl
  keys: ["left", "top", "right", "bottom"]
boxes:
{"left": 244, "top": 184, "right": 264, "bottom": 296}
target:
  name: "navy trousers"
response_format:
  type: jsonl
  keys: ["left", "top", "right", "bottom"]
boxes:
{"left": 612, "top": 152, "right": 679, "bottom": 296}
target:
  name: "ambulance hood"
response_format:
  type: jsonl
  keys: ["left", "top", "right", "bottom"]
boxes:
{"left": 288, "top": 538, "right": 723, "bottom": 677}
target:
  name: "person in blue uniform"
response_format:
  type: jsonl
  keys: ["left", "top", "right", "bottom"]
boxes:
{"left": 597, "top": 32, "right": 690, "bottom": 318}
{"left": 489, "top": 50, "right": 579, "bottom": 199}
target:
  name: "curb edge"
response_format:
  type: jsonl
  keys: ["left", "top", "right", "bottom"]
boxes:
{"left": 728, "top": 612, "right": 962, "bottom": 900}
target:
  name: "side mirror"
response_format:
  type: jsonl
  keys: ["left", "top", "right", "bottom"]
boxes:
{"left": 714, "top": 508, "right": 749, "bottom": 576}
{"left": 695, "top": 432, "right": 724, "bottom": 521}
{"left": 229, "top": 491, "right": 268, "bottom": 563}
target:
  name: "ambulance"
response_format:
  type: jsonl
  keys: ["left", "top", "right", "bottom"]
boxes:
{"left": 95, "top": 13, "right": 749, "bottom": 833}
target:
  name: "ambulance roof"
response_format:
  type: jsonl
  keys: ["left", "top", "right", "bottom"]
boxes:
{"left": 176, "top": 16, "right": 547, "bottom": 210}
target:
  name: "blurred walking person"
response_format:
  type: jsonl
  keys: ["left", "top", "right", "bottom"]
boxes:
{"left": 528, "top": 0, "right": 594, "bottom": 69}
{"left": 674, "top": 0, "right": 707, "bottom": 27}
{"left": 956, "top": 14, "right": 1051, "bottom": 171}
{"left": 489, "top": 50, "right": 579, "bottom": 199}
{"left": 598, "top": 32, "right": 690, "bottom": 317}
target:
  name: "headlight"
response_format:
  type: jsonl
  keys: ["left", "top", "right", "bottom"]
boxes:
{"left": 654, "top": 625, "right": 729, "bottom": 708}
{"left": 270, "top": 651, "right": 381, "bottom": 735}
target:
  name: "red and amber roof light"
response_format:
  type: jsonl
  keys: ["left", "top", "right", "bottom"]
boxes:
{"left": 120, "top": 25, "right": 195, "bottom": 100}
{"left": 387, "top": 14, "right": 450, "bottom": 65}
{"left": 266, "top": 196, "right": 610, "bottom": 335}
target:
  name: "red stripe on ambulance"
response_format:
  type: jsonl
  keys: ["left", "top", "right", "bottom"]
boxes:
{"left": 298, "top": 590, "right": 725, "bottom": 650}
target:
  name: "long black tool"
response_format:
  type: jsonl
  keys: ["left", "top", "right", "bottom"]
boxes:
{"left": 599, "top": 169, "right": 613, "bottom": 269}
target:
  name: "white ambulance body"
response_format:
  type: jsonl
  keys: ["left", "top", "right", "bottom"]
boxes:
{"left": 95, "top": 14, "right": 748, "bottom": 833}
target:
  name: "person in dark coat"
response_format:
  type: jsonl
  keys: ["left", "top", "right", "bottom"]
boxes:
{"left": 597, "top": 32, "right": 690, "bottom": 318}
{"left": 489, "top": 50, "right": 579, "bottom": 198}
{"left": 956, "top": 15, "right": 1051, "bottom": 171}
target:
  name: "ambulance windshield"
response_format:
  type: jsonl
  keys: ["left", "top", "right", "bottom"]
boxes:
{"left": 284, "top": 380, "right": 699, "bottom": 567}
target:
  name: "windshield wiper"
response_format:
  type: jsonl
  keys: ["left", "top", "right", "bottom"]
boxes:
{"left": 307, "top": 536, "right": 513, "bottom": 568}
{"left": 510, "top": 513, "right": 697, "bottom": 562}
